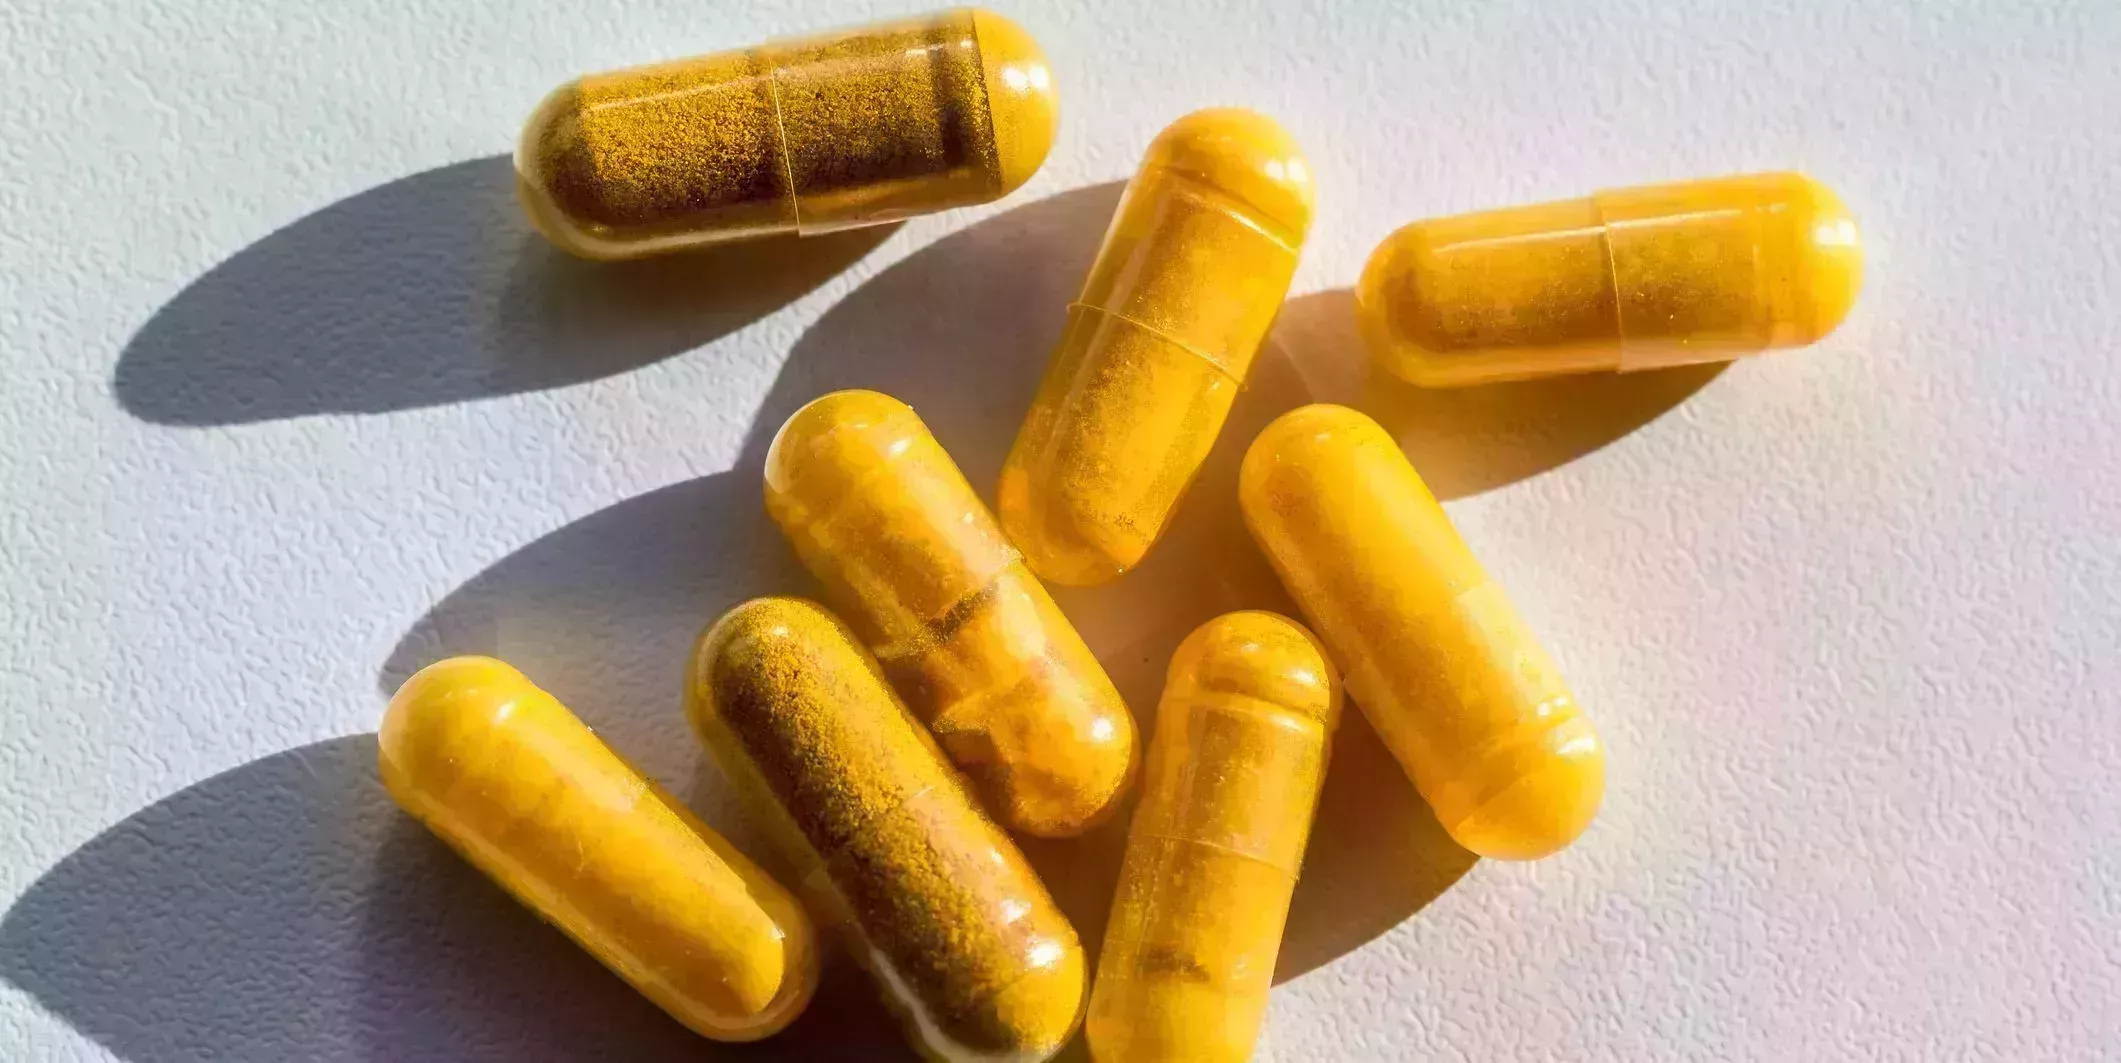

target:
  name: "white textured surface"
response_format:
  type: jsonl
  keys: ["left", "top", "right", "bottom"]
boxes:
{"left": 3, "top": 0, "right": 2118, "bottom": 1059}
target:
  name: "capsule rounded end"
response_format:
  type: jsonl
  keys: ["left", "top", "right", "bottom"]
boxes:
{"left": 1239, "top": 403, "right": 1384, "bottom": 509}
{"left": 1141, "top": 108, "right": 1314, "bottom": 239}
{"left": 379, "top": 656, "right": 532, "bottom": 794}
{"left": 972, "top": 9, "right": 1059, "bottom": 199}
{"left": 513, "top": 84, "right": 636, "bottom": 261}
{"left": 763, "top": 389, "right": 922, "bottom": 510}
{"left": 1779, "top": 174, "right": 1863, "bottom": 347}
{"left": 1442, "top": 717, "right": 1606, "bottom": 861}
{"left": 995, "top": 469, "right": 1140, "bottom": 587}
{"left": 989, "top": 724, "right": 1137, "bottom": 839}
{"left": 1168, "top": 611, "right": 1341, "bottom": 727}
{"left": 1354, "top": 224, "right": 1459, "bottom": 385}
{"left": 962, "top": 932, "right": 1086, "bottom": 1063}
{"left": 690, "top": 597, "right": 847, "bottom": 728}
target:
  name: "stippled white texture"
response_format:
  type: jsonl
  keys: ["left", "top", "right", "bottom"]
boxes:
{"left": 3, "top": 0, "right": 2117, "bottom": 1060}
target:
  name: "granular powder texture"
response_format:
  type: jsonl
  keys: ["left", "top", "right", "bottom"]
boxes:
{"left": 1356, "top": 172, "right": 1863, "bottom": 386}
{"left": 688, "top": 598, "right": 1085, "bottom": 1062}
{"left": 998, "top": 109, "right": 1312, "bottom": 586}
{"left": 516, "top": 8, "right": 1057, "bottom": 259}
{"left": 1086, "top": 612, "right": 1339, "bottom": 1063}
{"left": 765, "top": 390, "right": 1137, "bottom": 839}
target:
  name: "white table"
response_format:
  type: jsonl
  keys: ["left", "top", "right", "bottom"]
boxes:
{"left": 4, "top": 1, "right": 2116, "bottom": 1058}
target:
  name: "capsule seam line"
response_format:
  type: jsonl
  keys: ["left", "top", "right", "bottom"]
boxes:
{"left": 1175, "top": 691, "right": 1331, "bottom": 734}
{"left": 963, "top": 17, "right": 1003, "bottom": 200}
{"left": 763, "top": 57, "right": 804, "bottom": 231}
{"left": 1066, "top": 302, "right": 1242, "bottom": 384}
{"left": 1130, "top": 832, "right": 1298, "bottom": 880}
{"left": 1164, "top": 169, "right": 1301, "bottom": 254}
{"left": 1593, "top": 192, "right": 1630, "bottom": 369}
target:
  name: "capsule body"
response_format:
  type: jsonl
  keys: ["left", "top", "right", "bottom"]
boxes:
{"left": 1357, "top": 172, "right": 1863, "bottom": 387}
{"left": 690, "top": 598, "right": 1086, "bottom": 1062}
{"left": 997, "top": 109, "right": 1313, "bottom": 586}
{"left": 766, "top": 390, "right": 1136, "bottom": 838}
{"left": 517, "top": 8, "right": 1058, "bottom": 259}
{"left": 1086, "top": 612, "right": 1339, "bottom": 1063}
{"left": 378, "top": 656, "right": 817, "bottom": 1040}
{"left": 1237, "top": 406, "right": 1605, "bottom": 859}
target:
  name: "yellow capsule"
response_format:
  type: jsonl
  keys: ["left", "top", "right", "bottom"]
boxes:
{"left": 1357, "top": 172, "right": 1863, "bottom": 387}
{"left": 1085, "top": 612, "right": 1340, "bottom": 1063}
{"left": 997, "top": 109, "right": 1314, "bottom": 585}
{"left": 690, "top": 597, "right": 1086, "bottom": 1063}
{"left": 516, "top": 8, "right": 1058, "bottom": 259}
{"left": 765, "top": 389, "right": 1137, "bottom": 838}
{"left": 378, "top": 656, "right": 818, "bottom": 1041}
{"left": 1237, "top": 406, "right": 1605, "bottom": 859}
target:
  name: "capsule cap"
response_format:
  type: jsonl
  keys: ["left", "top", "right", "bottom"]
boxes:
{"left": 1140, "top": 108, "right": 1314, "bottom": 241}
{"left": 972, "top": 9, "right": 1058, "bottom": 198}
{"left": 1442, "top": 714, "right": 1605, "bottom": 861}
{"left": 1166, "top": 611, "right": 1340, "bottom": 729}
{"left": 379, "top": 655, "right": 534, "bottom": 792}
{"left": 972, "top": 936, "right": 1088, "bottom": 1062}
{"left": 763, "top": 390, "right": 921, "bottom": 508}
{"left": 1778, "top": 174, "right": 1863, "bottom": 346}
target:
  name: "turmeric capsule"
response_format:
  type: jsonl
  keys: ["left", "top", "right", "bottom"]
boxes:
{"left": 689, "top": 597, "right": 1086, "bottom": 1063}
{"left": 765, "top": 389, "right": 1136, "bottom": 838}
{"left": 1085, "top": 612, "right": 1339, "bottom": 1063}
{"left": 516, "top": 8, "right": 1058, "bottom": 259}
{"left": 378, "top": 656, "right": 818, "bottom": 1041}
{"left": 1357, "top": 172, "right": 1863, "bottom": 387}
{"left": 1238, "top": 406, "right": 1605, "bottom": 860}
{"left": 998, "top": 109, "right": 1313, "bottom": 585}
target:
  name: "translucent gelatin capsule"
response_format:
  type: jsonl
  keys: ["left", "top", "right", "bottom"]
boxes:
{"left": 378, "top": 656, "right": 818, "bottom": 1041}
{"left": 517, "top": 8, "right": 1058, "bottom": 259}
{"left": 1238, "top": 406, "right": 1605, "bottom": 859}
{"left": 765, "top": 390, "right": 1136, "bottom": 838}
{"left": 1358, "top": 172, "right": 1863, "bottom": 387}
{"left": 998, "top": 109, "right": 1313, "bottom": 585}
{"left": 1085, "top": 612, "right": 1340, "bottom": 1063}
{"left": 689, "top": 597, "right": 1086, "bottom": 1063}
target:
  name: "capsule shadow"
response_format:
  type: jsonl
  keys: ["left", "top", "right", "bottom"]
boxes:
{"left": 381, "top": 183, "right": 1136, "bottom": 814}
{"left": 0, "top": 736, "right": 906, "bottom": 1062}
{"left": 378, "top": 469, "right": 797, "bottom": 848}
{"left": 113, "top": 154, "right": 895, "bottom": 427}
{"left": 373, "top": 182, "right": 1475, "bottom": 1057}
{"left": 1275, "top": 711, "right": 1479, "bottom": 982}
{"left": 1267, "top": 289, "right": 1728, "bottom": 500}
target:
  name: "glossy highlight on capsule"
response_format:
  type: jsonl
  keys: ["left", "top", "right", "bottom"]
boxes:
{"left": 1358, "top": 172, "right": 1863, "bottom": 386}
{"left": 378, "top": 656, "right": 818, "bottom": 1041}
{"left": 765, "top": 389, "right": 1137, "bottom": 838}
{"left": 1086, "top": 612, "right": 1339, "bottom": 1063}
{"left": 999, "top": 108, "right": 1313, "bottom": 585}
{"left": 517, "top": 8, "right": 1058, "bottom": 259}
{"left": 1238, "top": 405, "right": 1606, "bottom": 860}
{"left": 689, "top": 597, "right": 1086, "bottom": 1063}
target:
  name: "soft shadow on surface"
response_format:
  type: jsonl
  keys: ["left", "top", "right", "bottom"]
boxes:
{"left": 113, "top": 154, "right": 894, "bottom": 426}
{"left": 0, "top": 736, "right": 905, "bottom": 1062}
{"left": 1276, "top": 711, "right": 1478, "bottom": 982}
{"left": 1268, "top": 290, "right": 1728, "bottom": 500}
{"left": 376, "top": 183, "right": 1605, "bottom": 1054}
{"left": 379, "top": 470, "right": 796, "bottom": 846}
{"left": 735, "top": 180, "right": 1129, "bottom": 481}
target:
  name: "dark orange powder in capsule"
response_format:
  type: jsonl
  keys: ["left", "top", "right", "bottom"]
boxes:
{"left": 688, "top": 597, "right": 1086, "bottom": 1062}
{"left": 516, "top": 8, "right": 1057, "bottom": 259}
